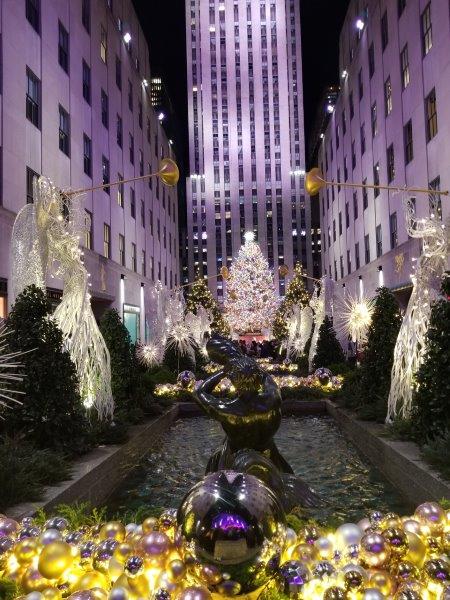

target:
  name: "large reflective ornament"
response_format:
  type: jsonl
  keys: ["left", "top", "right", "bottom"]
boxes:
{"left": 305, "top": 168, "right": 326, "bottom": 195}
{"left": 414, "top": 502, "right": 445, "bottom": 534}
{"left": 194, "top": 334, "right": 320, "bottom": 510}
{"left": 177, "top": 471, "right": 285, "bottom": 595}
{"left": 38, "top": 541, "right": 73, "bottom": 579}
{"left": 158, "top": 158, "right": 179, "bottom": 187}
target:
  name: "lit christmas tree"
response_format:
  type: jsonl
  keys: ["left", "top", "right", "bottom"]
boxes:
{"left": 225, "top": 232, "right": 278, "bottom": 335}
{"left": 272, "top": 262, "right": 310, "bottom": 341}
{"left": 185, "top": 275, "right": 230, "bottom": 336}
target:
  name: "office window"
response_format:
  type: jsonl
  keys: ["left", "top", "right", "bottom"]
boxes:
{"left": 139, "top": 150, "right": 144, "bottom": 176}
{"left": 400, "top": 45, "right": 410, "bottom": 89}
{"left": 58, "top": 21, "right": 69, "bottom": 73}
{"left": 425, "top": 88, "right": 438, "bottom": 141}
{"left": 371, "top": 103, "right": 377, "bottom": 137}
{"left": 339, "top": 211, "right": 342, "bottom": 235}
{"left": 349, "top": 92, "right": 354, "bottom": 119}
{"left": 26, "top": 68, "right": 40, "bottom": 127}
{"left": 373, "top": 163, "right": 380, "bottom": 195}
{"left": 347, "top": 250, "right": 351, "bottom": 275}
{"left": 102, "top": 156, "right": 110, "bottom": 193}
{"left": 398, "top": 0, "right": 406, "bottom": 17}
{"left": 404, "top": 120, "right": 413, "bottom": 164}
{"left": 355, "top": 242, "right": 360, "bottom": 270}
{"left": 368, "top": 43, "right": 375, "bottom": 78}
{"left": 384, "top": 77, "right": 392, "bottom": 115}
{"left": 82, "top": 0, "right": 90, "bottom": 32}
{"left": 26, "top": 167, "right": 39, "bottom": 204}
{"left": 342, "top": 110, "right": 346, "bottom": 135}
{"left": 129, "top": 134, "right": 134, "bottom": 164}
{"left": 360, "top": 124, "right": 366, "bottom": 155}
{"left": 26, "top": 0, "right": 40, "bottom": 33}
{"left": 119, "top": 234, "right": 125, "bottom": 265}
{"left": 429, "top": 176, "right": 442, "bottom": 220}
{"left": 84, "top": 210, "right": 93, "bottom": 249}
{"left": 128, "top": 80, "right": 133, "bottom": 111}
{"left": 100, "top": 25, "right": 107, "bottom": 63}
{"left": 142, "top": 250, "right": 146, "bottom": 277}
{"left": 390, "top": 212, "right": 398, "bottom": 249}
{"left": 386, "top": 144, "right": 395, "bottom": 183}
{"left": 103, "top": 224, "right": 111, "bottom": 258}
{"left": 421, "top": 3, "right": 432, "bottom": 56}
{"left": 363, "top": 179, "right": 368, "bottom": 210}
{"left": 101, "top": 89, "right": 108, "bottom": 128}
{"left": 115, "top": 55, "right": 122, "bottom": 89}
{"left": 149, "top": 209, "right": 153, "bottom": 235}
{"left": 116, "top": 114, "right": 122, "bottom": 147}
{"left": 358, "top": 68, "right": 364, "bottom": 99}
{"left": 381, "top": 11, "right": 388, "bottom": 51}
{"left": 364, "top": 234, "right": 370, "bottom": 264}
{"left": 117, "top": 174, "right": 124, "bottom": 207}
{"left": 345, "top": 201, "right": 349, "bottom": 228}
{"left": 130, "top": 188, "right": 136, "bottom": 218}
{"left": 340, "top": 256, "right": 344, "bottom": 279}
{"left": 376, "top": 225, "right": 382, "bottom": 257}
{"left": 58, "top": 105, "right": 70, "bottom": 156}
{"left": 140, "top": 200, "right": 145, "bottom": 227}
{"left": 83, "top": 134, "right": 91, "bottom": 177}
{"left": 82, "top": 60, "right": 91, "bottom": 103}
{"left": 131, "top": 243, "right": 137, "bottom": 272}
{"left": 353, "top": 191, "right": 358, "bottom": 220}
{"left": 138, "top": 102, "right": 143, "bottom": 129}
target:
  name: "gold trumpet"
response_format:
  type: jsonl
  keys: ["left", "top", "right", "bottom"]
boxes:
{"left": 305, "top": 167, "right": 449, "bottom": 197}
{"left": 67, "top": 158, "right": 179, "bottom": 196}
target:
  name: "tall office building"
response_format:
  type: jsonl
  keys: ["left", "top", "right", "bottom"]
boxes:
{"left": 185, "top": 0, "right": 311, "bottom": 301}
{"left": 317, "top": 0, "right": 450, "bottom": 304}
{"left": 0, "top": 0, "right": 179, "bottom": 343}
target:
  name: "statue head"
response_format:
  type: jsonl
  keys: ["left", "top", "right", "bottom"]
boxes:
{"left": 227, "top": 356, "right": 265, "bottom": 395}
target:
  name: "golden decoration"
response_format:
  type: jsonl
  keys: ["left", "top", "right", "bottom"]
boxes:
{"left": 278, "top": 264, "right": 289, "bottom": 278}
{"left": 220, "top": 266, "right": 230, "bottom": 280}
{"left": 395, "top": 253, "right": 405, "bottom": 274}
{"left": 38, "top": 541, "right": 73, "bottom": 580}
{"left": 99, "top": 521, "right": 126, "bottom": 542}
{"left": 158, "top": 158, "right": 179, "bottom": 187}
{"left": 305, "top": 168, "right": 326, "bottom": 195}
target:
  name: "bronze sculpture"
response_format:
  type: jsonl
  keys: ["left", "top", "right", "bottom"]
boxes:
{"left": 194, "top": 335, "right": 320, "bottom": 510}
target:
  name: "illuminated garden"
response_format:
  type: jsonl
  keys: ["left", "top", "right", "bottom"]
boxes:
{"left": 0, "top": 169, "right": 449, "bottom": 600}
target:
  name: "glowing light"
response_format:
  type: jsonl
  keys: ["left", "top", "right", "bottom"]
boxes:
{"left": 244, "top": 230, "right": 255, "bottom": 243}
{"left": 142, "top": 78, "right": 148, "bottom": 87}
{"left": 158, "top": 112, "right": 165, "bottom": 121}
{"left": 123, "top": 32, "right": 132, "bottom": 43}
{"left": 326, "top": 104, "right": 334, "bottom": 113}
{"left": 336, "top": 294, "right": 375, "bottom": 345}
{"left": 356, "top": 18, "right": 365, "bottom": 30}
{"left": 341, "top": 69, "right": 348, "bottom": 79}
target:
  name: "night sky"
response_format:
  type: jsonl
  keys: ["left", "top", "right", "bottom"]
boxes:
{"left": 132, "top": 0, "right": 349, "bottom": 172}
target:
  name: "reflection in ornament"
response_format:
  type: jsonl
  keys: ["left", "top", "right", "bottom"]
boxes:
{"left": 387, "top": 193, "right": 449, "bottom": 421}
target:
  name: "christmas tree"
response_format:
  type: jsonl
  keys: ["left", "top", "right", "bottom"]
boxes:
{"left": 225, "top": 232, "right": 278, "bottom": 335}
{"left": 312, "top": 315, "right": 345, "bottom": 370}
{"left": 413, "top": 275, "right": 450, "bottom": 440}
{"left": 4, "top": 285, "right": 89, "bottom": 456}
{"left": 185, "top": 275, "right": 230, "bottom": 335}
{"left": 273, "top": 262, "right": 310, "bottom": 341}
{"left": 356, "top": 287, "right": 402, "bottom": 422}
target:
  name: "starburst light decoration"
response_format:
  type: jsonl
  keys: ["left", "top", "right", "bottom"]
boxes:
{"left": 0, "top": 322, "right": 25, "bottom": 415}
{"left": 225, "top": 233, "right": 279, "bottom": 335}
{"left": 10, "top": 177, "right": 113, "bottom": 418}
{"left": 335, "top": 293, "right": 375, "bottom": 345}
{"left": 387, "top": 194, "right": 449, "bottom": 422}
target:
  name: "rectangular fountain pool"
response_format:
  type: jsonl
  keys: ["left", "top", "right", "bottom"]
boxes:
{"left": 107, "top": 415, "right": 412, "bottom": 523}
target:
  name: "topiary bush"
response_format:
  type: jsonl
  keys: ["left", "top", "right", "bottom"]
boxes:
{"left": 99, "top": 309, "right": 140, "bottom": 419}
{"left": 412, "top": 276, "right": 450, "bottom": 441}
{"left": 312, "top": 316, "right": 345, "bottom": 370}
{"left": 4, "top": 285, "right": 90, "bottom": 456}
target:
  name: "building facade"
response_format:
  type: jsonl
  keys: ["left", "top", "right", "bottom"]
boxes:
{"left": 317, "top": 0, "right": 450, "bottom": 303}
{"left": 0, "top": 0, "right": 179, "bottom": 343}
{"left": 184, "top": 0, "right": 311, "bottom": 301}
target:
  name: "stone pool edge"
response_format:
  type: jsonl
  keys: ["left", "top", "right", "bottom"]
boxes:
{"left": 326, "top": 400, "right": 450, "bottom": 505}
{"left": 6, "top": 406, "right": 179, "bottom": 521}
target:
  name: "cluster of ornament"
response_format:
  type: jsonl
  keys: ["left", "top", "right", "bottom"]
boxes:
{"left": 1, "top": 490, "right": 449, "bottom": 600}
{"left": 272, "top": 368, "right": 342, "bottom": 392}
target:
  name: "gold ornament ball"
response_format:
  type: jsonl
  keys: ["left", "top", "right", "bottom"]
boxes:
{"left": 414, "top": 502, "right": 445, "bottom": 534}
{"left": 404, "top": 532, "right": 426, "bottom": 567}
{"left": 126, "top": 573, "right": 150, "bottom": 598}
{"left": 220, "top": 266, "right": 230, "bottom": 280}
{"left": 113, "top": 543, "right": 133, "bottom": 565}
{"left": 369, "top": 571, "right": 395, "bottom": 596}
{"left": 22, "top": 567, "right": 52, "bottom": 593}
{"left": 360, "top": 533, "right": 390, "bottom": 568}
{"left": 343, "top": 569, "right": 365, "bottom": 592}
{"left": 395, "top": 561, "right": 420, "bottom": 582}
{"left": 278, "top": 265, "right": 289, "bottom": 278}
{"left": 382, "top": 527, "right": 409, "bottom": 556}
{"left": 41, "top": 588, "right": 62, "bottom": 600}
{"left": 291, "top": 543, "right": 318, "bottom": 563}
{"left": 38, "top": 541, "right": 73, "bottom": 580}
{"left": 15, "top": 538, "right": 39, "bottom": 565}
{"left": 424, "top": 558, "right": 450, "bottom": 584}
{"left": 99, "top": 522, "right": 126, "bottom": 543}
{"left": 195, "top": 563, "right": 222, "bottom": 587}
{"left": 90, "top": 588, "right": 108, "bottom": 600}
{"left": 73, "top": 571, "right": 108, "bottom": 592}
{"left": 323, "top": 586, "right": 348, "bottom": 600}
{"left": 167, "top": 559, "right": 186, "bottom": 582}
{"left": 142, "top": 517, "right": 158, "bottom": 534}
{"left": 177, "top": 586, "right": 212, "bottom": 600}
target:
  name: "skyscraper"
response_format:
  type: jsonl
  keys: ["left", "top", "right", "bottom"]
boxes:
{"left": 185, "top": 0, "right": 311, "bottom": 302}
